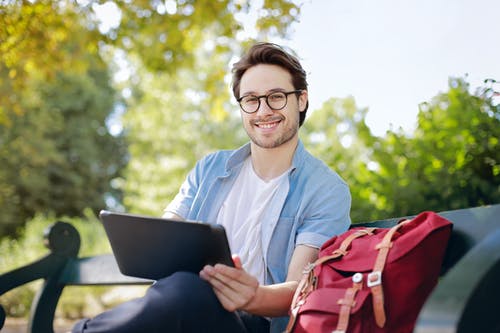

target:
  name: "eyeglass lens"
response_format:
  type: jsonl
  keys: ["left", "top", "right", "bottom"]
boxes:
{"left": 239, "top": 91, "right": 292, "bottom": 113}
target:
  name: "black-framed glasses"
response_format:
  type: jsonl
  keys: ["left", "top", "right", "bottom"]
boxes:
{"left": 237, "top": 90, "right": 302, "bottom": 114}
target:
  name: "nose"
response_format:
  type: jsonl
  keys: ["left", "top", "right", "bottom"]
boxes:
{"left": 256, "top": 97, "right": 274, "bottom": 116}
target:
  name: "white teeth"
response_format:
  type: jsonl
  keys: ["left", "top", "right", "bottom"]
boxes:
{"left": 259, "top": 123, "right": 276, "bottom": 129}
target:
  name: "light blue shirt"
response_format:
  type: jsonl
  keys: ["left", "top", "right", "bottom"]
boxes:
{"left": 165, "top": 140, "right": 351, "bottom": 332}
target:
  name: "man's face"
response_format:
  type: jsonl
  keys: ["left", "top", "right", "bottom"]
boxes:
{"left": 239, "top": 64, "right": 307, "bottom": 149}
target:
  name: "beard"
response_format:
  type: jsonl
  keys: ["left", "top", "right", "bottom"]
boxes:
{"left": 244, "top": 114, "right": 299, "bottom": 149}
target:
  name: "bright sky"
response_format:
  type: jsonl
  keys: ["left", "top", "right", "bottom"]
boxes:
{"left": 279, "top": 0, "right": 500, "bottom": 136}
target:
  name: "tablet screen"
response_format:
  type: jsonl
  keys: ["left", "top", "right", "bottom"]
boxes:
{"left": 100, "top": 210, "right": 234, "bottom": 280}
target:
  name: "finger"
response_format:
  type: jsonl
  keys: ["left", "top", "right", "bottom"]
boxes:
{"left": 199, "top": 264, "right": 217, "bottom": 281}
{"left": 199, "top": 268, "right": 209, "bottom": 281}
{"left": 200, "top": 264, "right": 259, "bottom": 310}
{"left": 208, "top": 275, "right": 252, "bottom": 310}
{"left": 203, "top": 263, "right": 245, "bottom": 283}
{"left": 200, "top": 265, "right": 238, "bottom": 292}
{"left": 232, "top": 254, "right": 243, "bottom": 269}
{"left": 213, "top": 263, "right": 251, "bottom": 283}
{"left": 211, "top": 285, "right": 240, "bottom": 312}
{"left": 201, "top": 265, "right": 255, "bottom": 299}
{"left": 201, "top": 264, "right": 241, "bottom": 281}
{"left": 209, "top": 267, "right": 245, "bottom": 292}
{"left": 210, "top": 270, "right": 258, "bottom": 302}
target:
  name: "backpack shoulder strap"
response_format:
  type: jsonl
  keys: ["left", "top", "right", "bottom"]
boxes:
{"left": 369, "top": 219, "right": 411, "bottom": 327}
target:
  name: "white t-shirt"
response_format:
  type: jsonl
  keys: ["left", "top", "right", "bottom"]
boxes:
{"left": 216, "top": 157, "right": 289, "bottom": 284}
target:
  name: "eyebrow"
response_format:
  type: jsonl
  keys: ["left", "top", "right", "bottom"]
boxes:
{"left": 240, "top": 88, "right": 288, "bottom": 97}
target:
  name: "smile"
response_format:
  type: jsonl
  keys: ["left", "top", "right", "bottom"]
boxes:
{"left": 253, "top": 116, "right": 283, "bottom": 129}
{"left": 257, "top": 121, "right": 279, "bottom": 129}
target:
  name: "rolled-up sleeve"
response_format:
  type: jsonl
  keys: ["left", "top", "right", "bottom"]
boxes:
{"left": 296, "top": 181, "right": 351, "bottom": 248}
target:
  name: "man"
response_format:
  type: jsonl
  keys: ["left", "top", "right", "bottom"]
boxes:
{"left": 73, "top": 42, "right": 351, "bottom": 333}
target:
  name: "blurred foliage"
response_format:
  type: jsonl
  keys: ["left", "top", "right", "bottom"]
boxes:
{"left": 121, "top": 49, "right": 247, "bottom": 215}
{"left": 0, "top": 59, "right": 127, "bottom": 238}
{"left": 0, "top": 1, "right": 128, "bottom": 238}
{"left": 302, "top": 77, "right": 500, "bottom": 222}
{"left": 0, "top": 0, "right": 301, "bottom": 124}
{"left": 0, "top": 0, "right": 301, "bottom": 237}
{"left": 0, "top": 0, "right": 102, "bottom": 124}
{"left": 301, "top": 96, "right": 379, "bottom": 222}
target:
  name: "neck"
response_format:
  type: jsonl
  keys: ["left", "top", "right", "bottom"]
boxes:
{"left": 250, "top": 136, "right": 298, "bottom": 181}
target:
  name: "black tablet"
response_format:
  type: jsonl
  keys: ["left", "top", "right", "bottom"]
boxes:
{"left": 99, "top": 210, "right": 234, "bottom": 280}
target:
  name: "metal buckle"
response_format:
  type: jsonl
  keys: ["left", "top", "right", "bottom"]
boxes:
{"left": 352, "top": 272, "right": 363, "bottom": 283}
{"left": 367, "top": 271, "right": 382, "bottom": 287}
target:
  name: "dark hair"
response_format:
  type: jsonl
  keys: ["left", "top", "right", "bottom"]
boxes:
{"left": 231, "top": 42, "right": 309, "bottom": 126}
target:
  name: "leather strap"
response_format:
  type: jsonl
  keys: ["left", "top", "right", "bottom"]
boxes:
{"left": 335, "top": 274, "right": 363, "bottom": 333}
{"left": 286, "top": 263, "right": 318, "bottom": 332}
{"left": 369, "top": 219, "right": 412, "bottom": 327}
{"left": 315, "top": 228, "right": 376, "bottom": 266}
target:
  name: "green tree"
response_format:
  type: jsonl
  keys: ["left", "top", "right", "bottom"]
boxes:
{"left": 0, "top": 0, "right": 102, "bottom": 125}
{"left": 357, "top": 77, "right": 500, "bottom": 220}
{"left": 0, "top": 64, "right": 127, "bottom": 237}
{"left": 408, "top": 77, "right": 500, "bottom": 211}
{"left": 1, "top": 1, "right": 128, "bottom": 237}
{"left": 302, "top": 77, "right": 499, "bottom": 223}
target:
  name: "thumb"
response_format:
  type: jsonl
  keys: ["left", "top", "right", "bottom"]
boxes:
{"left": 232, "top": 254, "right": 243, "bottom": 269}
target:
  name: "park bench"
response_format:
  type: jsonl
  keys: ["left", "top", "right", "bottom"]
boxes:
{"left": 1, "top": 204, "right": 500, "bottom": 333}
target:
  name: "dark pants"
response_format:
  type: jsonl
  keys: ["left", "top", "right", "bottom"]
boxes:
{"left": 72, "top": 271, "right": 270, "bottom": 333}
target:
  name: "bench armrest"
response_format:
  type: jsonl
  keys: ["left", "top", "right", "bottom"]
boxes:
{"left": 414, "top": 228, "right": 500, "bottom": 332}
{"left": 0, "top": 221, "right": 80, "bottom": 333}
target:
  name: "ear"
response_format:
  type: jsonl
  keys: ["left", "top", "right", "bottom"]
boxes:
{"left": 298, "top": 90, "right": 308, "bottom": 112}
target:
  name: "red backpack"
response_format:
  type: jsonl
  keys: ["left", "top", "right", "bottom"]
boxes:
{"left": 286, "top": 211, "right": 452, "bottom": 333}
